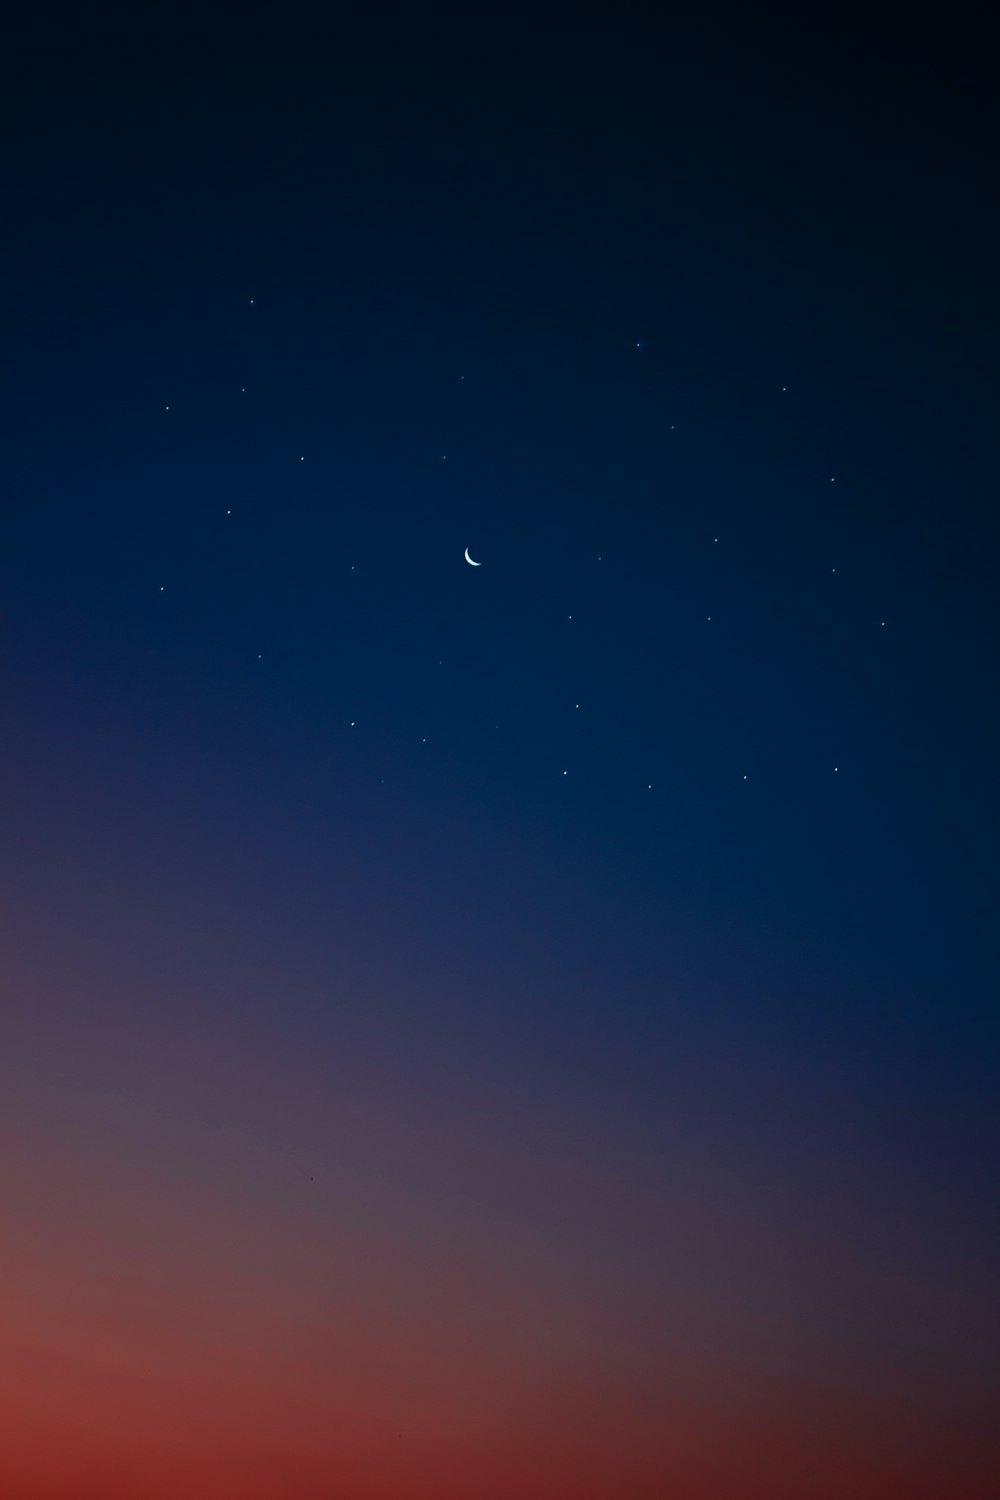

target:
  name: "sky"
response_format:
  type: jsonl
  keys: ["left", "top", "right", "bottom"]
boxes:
{"left": 2, "top": 9, "right": 998, "bottom": 1498}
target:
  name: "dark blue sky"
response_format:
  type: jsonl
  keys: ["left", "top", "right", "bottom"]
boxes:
{"left": 2, "top": 11, "right": 998, "bottom": 1495}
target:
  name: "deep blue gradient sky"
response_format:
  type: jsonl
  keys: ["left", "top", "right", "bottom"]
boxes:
{"left": 2, "top": 10, "right": 998, "bottom": 1497}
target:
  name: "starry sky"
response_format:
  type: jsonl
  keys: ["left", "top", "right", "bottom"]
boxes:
{"left": 2, "top": 10, "right": 998, "bottom": 1499}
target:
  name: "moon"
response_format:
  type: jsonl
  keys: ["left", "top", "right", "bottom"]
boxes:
{"left": 464, "top": 547, "right": 481, "bottom": 567}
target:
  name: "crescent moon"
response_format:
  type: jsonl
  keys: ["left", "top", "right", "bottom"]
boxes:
{"left": 464, "top": 547, "right": 481, "bottom": 567}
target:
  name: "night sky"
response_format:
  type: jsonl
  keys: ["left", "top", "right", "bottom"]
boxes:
{"left": 3, "top": 10, "right": 998, "bottom": 1499}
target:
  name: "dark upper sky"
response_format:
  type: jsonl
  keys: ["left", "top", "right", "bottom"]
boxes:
{"left": 2, "top": 9, "right": 998, "bottom": 1498}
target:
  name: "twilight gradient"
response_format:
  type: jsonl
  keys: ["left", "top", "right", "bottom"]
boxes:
{"left": 2, "top": 664, "right": 997, "bottom": 1499}
{"left": 4, "top": 8, "right": 1000, "bottom": 1497}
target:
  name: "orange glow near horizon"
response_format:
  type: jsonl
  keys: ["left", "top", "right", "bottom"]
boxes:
{"left": 3, "top": 1047, "right": 997, "bottom": 1499}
